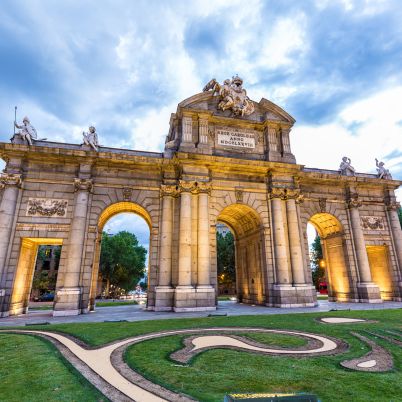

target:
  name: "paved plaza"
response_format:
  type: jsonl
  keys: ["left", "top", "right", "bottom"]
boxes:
{"left": 1, "top": 300, "right": 401, "bottom": 327}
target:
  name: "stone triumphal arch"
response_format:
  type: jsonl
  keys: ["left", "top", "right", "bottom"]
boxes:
{"left": 0, "top": 76, "right": 401, "bottom": 317}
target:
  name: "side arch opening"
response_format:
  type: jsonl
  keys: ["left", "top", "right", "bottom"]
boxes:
{"left": 308, "top": 213, "right": 350, "bottom": 302}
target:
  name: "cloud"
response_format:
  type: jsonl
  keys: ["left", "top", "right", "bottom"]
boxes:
{"left": 293, "top": 86, "right": 402, "bottom": 181}
{"left": 0, "top": 0, "right": 401, "bottom": 206}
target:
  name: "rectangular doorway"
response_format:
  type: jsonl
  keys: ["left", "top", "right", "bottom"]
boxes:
{"left": 367, "top": 245, "right": 393, "bottom": 301}
{"left": 10, "top": 238, "right": 63, "bottom": 315}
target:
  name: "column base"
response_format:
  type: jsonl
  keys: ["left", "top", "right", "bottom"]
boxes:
{"left": 173, "top": 285, "right": 216, "bottom": 312}
{"left": 53, "top": 287, "right": 82, "bottom": 316}
{"left": 154, "top": 286, "right": 175, "bottom": 311}
{"left": 271, "top": 284, "right": 317, "bottom": 308}
{"left": 357, "top": 282, "right": 382, "bottom": 303}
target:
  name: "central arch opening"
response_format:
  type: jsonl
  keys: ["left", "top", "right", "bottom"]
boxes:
{"left": 90, "top": 202, "right": 150, "bottom": 309}
{"left": 217, "top": 204, "right": 265, "bottom": 305}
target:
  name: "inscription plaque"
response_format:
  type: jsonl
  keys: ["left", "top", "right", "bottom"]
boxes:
{"left": 217, "top": 128, "right": 255, "bottom": 149}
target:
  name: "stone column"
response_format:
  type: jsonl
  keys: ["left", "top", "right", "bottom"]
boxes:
{"left": 0, "top": 174, "right": 21, "bottom": 285}
{"left": 347, "top": 195, "right": 381, "bottom": 302}
{"left": 286, "top": 195, "right": 305, "bottom": 285}
{"left": 386, "top": 200, "right": 402, "bottom": 294}
{"left": 177, "top": 181, "right": 193, "bottom": 288}
{"left": 197, "top": 184, "right": 211, "bottom": 286}
{"left": 154, "top": 185, "right": 177, "bottom": 311}
{"left": 54, "top": 178, "right": 92, "bottom": 316}
{"left": 271, "top": 190, "right": 290, "bottom": 285}
{"left": 174, "top": 181, "right": 197, "bottom": 312}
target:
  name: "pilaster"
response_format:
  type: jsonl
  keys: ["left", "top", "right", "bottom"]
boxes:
{"left": 53, "top": 176, "right": 92, "bottom": 316}
{"left": 346, "top": 192, "right": 382, "bottom": 303}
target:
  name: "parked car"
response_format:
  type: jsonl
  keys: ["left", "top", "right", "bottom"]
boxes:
{"left": 38, "top": 292, "right": 55, "bottom": 302}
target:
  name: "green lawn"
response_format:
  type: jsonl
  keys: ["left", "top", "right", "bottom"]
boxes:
{"left": 0, "top": 333, "right": 107, "bottom": 402}
{"left": 0, "top": 309, "right": 401, "bottom": 402}
{"left": 95, "top": 300, "right": 139, "bottom": 307}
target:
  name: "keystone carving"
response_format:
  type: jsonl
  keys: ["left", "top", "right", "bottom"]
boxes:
{"left": 361, "top": 216, "right": 385, "bottom": 230}
{"left": 73, "top": 178, "right": 93, "bottom": 192}
{"left": 122, "top": 187, "right": 133, "bottom": 201}
{"left": 235, "top": 188, "right": 244, "bottom": 203}
{"left": 0, "top": 173, "right": 22, "bottom": 187}
{"left": 27, "top": 198, "right": 68, "bottom": 217}
{"left": 319, "top": 198, "right": 327, "bottom": 212}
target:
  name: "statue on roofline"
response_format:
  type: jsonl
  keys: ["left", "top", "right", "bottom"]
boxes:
{"left": 13, "top": 116, "right": 38, "bottom": 146}
{"left": 375, "top": 158, "right": 392, "bottom": 180}
{"left": 203, "top": 75, "right": 255, "bottom": 117}
{"left": 82, "top": 126, "right": 99, "bottom": 152}
{"left": 338, "top": 156, "right": 355, "bottom": 176}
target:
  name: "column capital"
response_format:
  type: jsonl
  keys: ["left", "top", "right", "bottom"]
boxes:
{"left": 346, "top": 193, "right": 362, "bottom": 209}
{"left": 0, "top": 173, "right": 22, "bottom": 188}
{"left": 195, "top": 182, "right": 211, "bottom": 194}
{"left": 269, "top": 187, "right": 303, "bottom": 202}
{"left": 178, "top": 180, "right": 209, "bottom": 194}
{"left": 385, "top": 200, "right": 401, "bottom": 211}
{"left": 269, "top": 187, "right": 286, "bottom": 200}
{"left": 73, "top": 178, "right": 93, "bottom": 193}
{"left": 160, "top": 184, "right": 179, "bottom": 198}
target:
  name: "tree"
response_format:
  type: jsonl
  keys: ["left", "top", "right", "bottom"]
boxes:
{"left": 310, "top": 235, "right": 325, "bottom": 289}
{"left": 398, "top": 207, "right": 402, "bottom": 229}
{"left": 99, "top": 231, "right": 147, "bottom": 297}
{"left": 217, "top": 231, "right": 235, "bottom": 286}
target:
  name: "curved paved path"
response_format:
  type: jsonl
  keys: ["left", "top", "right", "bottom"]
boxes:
{"left": 5, "top": 327, "right": 343, "bottom": 402}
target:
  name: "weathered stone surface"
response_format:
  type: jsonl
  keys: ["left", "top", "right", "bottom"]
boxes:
{"left": 0, "top": 85, "right": 401, "bottom": 317}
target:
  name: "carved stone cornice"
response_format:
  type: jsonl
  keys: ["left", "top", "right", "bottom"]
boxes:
{"left": 160, "top": 184, "right": 179, "bottom": 198}
{"left": 73, "top": 178, "right": 93, "bottom": 193}
{"left": 0, "top": 173, "right": 22, "bottom": 188}
{"left": 346, "top": 193, "right": 362, "bottom": 209}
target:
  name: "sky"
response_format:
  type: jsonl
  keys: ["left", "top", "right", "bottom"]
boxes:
{"left": 1, "top": 0, "right": 402, "bottom": 247}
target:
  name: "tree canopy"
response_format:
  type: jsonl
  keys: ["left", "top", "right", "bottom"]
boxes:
{"left": 217, "top": 230, "right": 235, "bottom": 285}
{"left": 310, "top": 234, "right": 325, "bottom": 289}
{"left": 99, "top": 231, "right": 147, "bottom": 296}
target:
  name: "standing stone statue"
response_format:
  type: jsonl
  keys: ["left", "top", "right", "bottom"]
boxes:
{"left": 375, "top": 158, "right": 392, "bottom": 180}
{"left": 338, "top": 156, "right": 355, "bottom": 176}
{"left": 82, "top": 126, "right": 99, "bottom": 151}
{"left": 13, "top": 116, "right": 37, "bottom": 146}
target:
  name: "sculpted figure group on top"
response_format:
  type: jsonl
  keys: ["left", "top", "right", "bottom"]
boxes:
{"left": 203, "top": 75, "right": 255, "bottom": 117}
